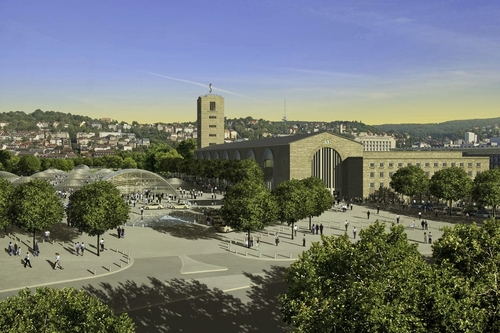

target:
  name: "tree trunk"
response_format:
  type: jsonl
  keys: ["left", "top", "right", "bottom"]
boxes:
{"left": 309, "top": 216, "right": 312, "bottom": 231}
{"left": 291, "top": 222, "right": 294, "bottom": 240}
{"left": 247, "top": 230, "right": 251, "bottom": 248}
{"left": 32, "top": 230, "right": 36, "bottom": 251}
{"left": 449, "top": 199, "right": 452, "bottom": 216}
{"left": 97, "top": 234, "right": 100, "bottom": 256}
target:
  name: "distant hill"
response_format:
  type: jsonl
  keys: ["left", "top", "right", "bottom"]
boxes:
{"left": 373, "top": 117, "right": 500, "bottom": 141}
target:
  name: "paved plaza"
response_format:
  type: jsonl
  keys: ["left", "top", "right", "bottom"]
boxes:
{"left": 0, "top": 201, "right": 476, "bottom": 332}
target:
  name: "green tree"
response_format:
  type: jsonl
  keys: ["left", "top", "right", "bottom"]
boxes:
{"left": 472, "top": 168, "right": 500, "bottom": 216}
{"left": 389, "top": 165, "right": 429, "bottom": 201}
{"left": 9, "top": 179, "right": 64, "bottom": 249}
{"left": 281, "top": 223, "right": 435, "bottom": 333}
{"left": 429, "top": 167, "right": 473, "bottom": 215}
{"left": 432, "top": 218, "right": 500, "bottom": 331}
{"left": 0, "top": 150, "right": 13, "bottom": 168}
{"left": 301, "top": 177, "right": 332, "bottom": 230}
{"left": 272, "top": 179, "right": 307, "bottom": 240}
{"left": 220, "top": 180, "right": 277, "bottom": 248}
{"left": 122, "top": 156, "right": 138, "bottom": 169}
{"left": 66, "top": 181, "right": 129, "bottom": 256}
{"left": 176, "top": 138, "right": 197, "bottom": 159}
{"left": 0, "top": 178, "right": 14, "bottom": 233}
{"left": 5, "top": 155, "right": 20, "bottom": 174}
{"left": 0, "top": 287, "right": 135, "bottom": 333}
{"left": 227, "top": 159, "right": 264, "bottom": 184}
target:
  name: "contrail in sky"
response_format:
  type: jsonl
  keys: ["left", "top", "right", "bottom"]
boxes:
{"left": 138, "top": 70, "right": 254, "bottom": 99}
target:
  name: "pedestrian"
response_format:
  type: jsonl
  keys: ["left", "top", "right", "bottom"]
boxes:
{"left": 412, "top": 220, "right": 416, "bottom": 228}
{"left": 311, "top": 224, "right": 315, "bottom": 234}
{"left": 421, "top": 220, "right": 424, "bottom": 230}
{"left": 320, "top": 223, "right": 324, "bottom": 235}
{"left": 275, "top": 233, "right": 280, "bottom": 246}
{"left": 428, "top": 232, "right": 433, "bottom": 244}
{"left": 425, "top": 221, "right": 428, "bottom": 230}
{"left": 250, "top": 235, "right": 254, "bottom": 247}
{"left": 75, "top": 242, "right": 80, "bottom": 256}
{"left": 350, "top": 203, "right": 353, "bottom": 210}
{"left": 345, "top": 220, "right": 349, "bottom": 232}
{"left": 14, "top": 243, "right": 18, "bottom": 256}
{"left": 54, "top": 253, "right": 63, "bottom": 270}
{"left": 377, "top": 206, "right": 380, "bottom": 214}
{"left": 100, "top": 238, "right": 105, "bottom": 251}
{"left": 24, "top": 252, "right": 32, "bottom": 268}
{"left": 396, "top": 215, "right": 400, "bottom": 224}
{"left": 294, "top": 225, "right": 298, "bottom": 236}
{"left": 418, "top": 211, "right": 422, "bottom": 220}
{"left": 256, "top": 237, "right": 260, "bottom": 251}
{"left": 315, "top": 224, "right": 319, "bottom": 235}
{"left": 44, "top": 230, "right": 50, "bottom": 243}
{"left": 33, "top": 242, "right": 39, "bottom": 257}
{"left": 140, "top": 207, "right": 144, "bottom": 216}
{"left": 353, "top": 227, "right": 357, "bottom": 240}
{"left": 424, "top": 232, "right": 427, "bottom": 244}
{"left": 121, "top": 227, "right": 125, "bottom": 238}
{"left": 367, "top": 211, "right": 370, "bottom": 219}
{"left": 8, "top": 242, "right": 13, "bottom": 256}
{"left": 117, "top": 226, "right": 121, "bottom": 239}
{"left": 302, "top": 234, "right": 306, "bottom": 247}
{"left": 80, "top": 242, "right": 85, "bottom": 256}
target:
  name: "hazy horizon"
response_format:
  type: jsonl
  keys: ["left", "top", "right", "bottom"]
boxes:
{"left": 1, "top": 1, "right": 499, "bottom": 125}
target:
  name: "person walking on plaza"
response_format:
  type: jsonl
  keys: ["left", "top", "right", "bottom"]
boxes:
{"left": 294, "top": 224, "right": 298, "bottom": 236}
{"left": 311, "top": 224, "right": 315, "bottom": 234}
{"left": 320, "top": 223, "right": 324, "bottom": 235}
{"left": 418, "top": 211, "right": 422, "bottom": 220}
{"left": 345, "top": 220, "right": 349, "bottom": 232}
{"left": 424, "top": 232, "right": 427, "bottom": 244}
{"left": 396, "top": 215, "right": 400, "bottom": 224}
{"left": 100, "top": 238, "right": 105, "bottom": 252}
{"left": 275, "top": 233, "right": 280, "bottom": 246}
{"left": 121, "top": 227, "right": 125, "bottom": 238}
{"left": 75, "top": 242, "right": 80, "bottom": 256}
{"left": 33, "top": 242, "right": 39, "bottom": 257}
{"left": 256, "top": 237, "right": 260, "bottom": 251}
{"left": 315, "top": 224, "right": 319, "bottom": 235}
{"left": 24, "top": 252, "right": 32, "bottom": 268}
{"left": 428, "top": 232, "right": 433, "bottom": 244}
{"left": 367, "top": 211, "right": 370, "bottom": 219}
{"left": 117, "top": 226, "right": 121, "bottom": 239}
{"left": 303, "top": 234, "right": 306, "bottom": 247}
{"left": 8, "top": 242, "right": 13, "bottom": 256}
{"left": 353, "top": 227, "right": 357, "bottom": 240}
{"left": 377, "top": 206, "right": 380, "bottom": 214}
{"left": 80, "top": 242, "right": 85, "bottom": 256}
{"left": 54, "top": 253, "right": 63, "bottom": 270}
{"left": 44, "top": 230, "right": 50, "bottom": 243}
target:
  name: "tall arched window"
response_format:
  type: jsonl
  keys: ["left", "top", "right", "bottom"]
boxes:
{"left": 213, "top": 151, "right": 219, "bottom": 160}
{"left": 223, "top": 151, "right": 229, "bottom": 160}
{"left": 247, "top": 149, "right": 255, "bottom": 160}
{"left": 263, "top": 148, "right": 274, "bottom": 189}
{"left": 234, "top": 150, "right": 241, "bottom": 160}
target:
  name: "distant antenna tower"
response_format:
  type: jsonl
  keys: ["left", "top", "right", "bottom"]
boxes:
{"left": 282, "top": 99, "right": 287, "bottom": 123}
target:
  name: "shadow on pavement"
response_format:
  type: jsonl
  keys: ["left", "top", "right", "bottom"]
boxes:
{"left": 151, "top": 223, "right": 225, "bottom": 241}
{"left": 82, "top": 265, "right": 291, "bottom": 333}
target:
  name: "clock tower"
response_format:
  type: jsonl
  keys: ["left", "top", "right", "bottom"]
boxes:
{"left": 197, "top": 94, "right": 225, "bottom": 149}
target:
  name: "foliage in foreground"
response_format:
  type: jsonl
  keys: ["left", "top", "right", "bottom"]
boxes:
{"left": 0, "top": 287, "right": 134, "bottom": 333}
{"left": 281, "top": 220, "right": 500, "bottom": 333}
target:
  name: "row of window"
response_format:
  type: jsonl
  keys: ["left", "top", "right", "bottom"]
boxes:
{"left": 369, "top": 162, "right": 481, "bottom": 168}
{"left": 370, "top": 170, "right": 479, "bottom": 180}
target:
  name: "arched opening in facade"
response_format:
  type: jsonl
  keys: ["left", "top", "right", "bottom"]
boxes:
{"left": 263, "top": 148, "right": 274, "bottom": 189}
{"left": 246, "top": 150, "right": 255, "bottom": 160}
{"left": 234, "top": 150, "right": 241, "bottom": 160}
{"left": 311, "top": 147, "right": 342, "bottom": 197}
{"left": 213, "top": 151, "right": 220, "bottom": 160}
{"left": 223, "top": 151, "right": 229, "bottom": 160}
{"left": 205, "top": 152, "right": 211, "bottom": 160}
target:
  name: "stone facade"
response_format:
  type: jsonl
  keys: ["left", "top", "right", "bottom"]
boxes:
{"left": 363, "top": 151, "right": 489, "bottom": 196}
{"left": 197, "top": 95, "right": 225, "bottom": 149}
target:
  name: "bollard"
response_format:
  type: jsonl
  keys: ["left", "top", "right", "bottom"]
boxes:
{"left": 119, "top": 262, "right": 122, "bottom": 268}
{"left": 274, "top": 253, "right": 277, "bottom": 259}
{"left": 93, "top": 269, "right": 96, "bottom": 275}
{"left": 109, "top": 266, "right": 111, "bottom": 272}
{"left": 259, "top": 253, "right": 261, "bottom": 258}
{"left": 289, "top": 253, "right": 292, "bottom": 259}
{"left": 245, "top": 251, "right": 248, "bottom": 256}
{"left": 227, "top": 243, "right": 230, "bottom": 250}
{"left": 133, "top": 223, "right": 135, "bottom": 227}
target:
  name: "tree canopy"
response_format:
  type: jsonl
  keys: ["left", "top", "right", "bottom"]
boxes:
{"left": 9, "top": 179, "right": 64, "bottom": 248}
{"left": 429, "top": 167, "right": 472, "bottom": 213}
{"left": 301, "top": 177, "right": 332, "bottom": 229}
{"left": 273, "top": 179, "right": 307, "bottom": 240}
{"left": 220, "top": 179, "right": 277, "bottom": 247}
{"left": 66, "top": 181, "right": 129, "bottom": 256}
{"left": 472, "top": 168, "right": 500, "bottom": 215}
{"left": 389, "top": 165, "right": 429, "bottom": 198}
{"left": 0, "top": 287, "right": 134, "bottom": 333}
{"left": 17, "top": 155, "right": 41, "bottom": 176}
{"left": 0, "top": 178, "right": 14, "bottom": 232}
{"left": 176, "top": 138, "right": 197, "bottom": 159}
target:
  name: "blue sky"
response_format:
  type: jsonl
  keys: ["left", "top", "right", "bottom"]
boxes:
{"left": 1, "top": 0, "right": 499, "bottom": 124}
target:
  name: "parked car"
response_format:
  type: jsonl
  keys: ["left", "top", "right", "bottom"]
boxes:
{"left": 169, "top": 202, "right": 190, "bottom": 209}
{"left": 143, "top": 203, "right": 165, "bottom": 210}
{"left": 214, "top": 223, "right": 233, "bottom": 233}
{"left": 476, "top": 210, "right": 491, "bottom": 218}
{"left": 411, "top": 203, "right": 423, "bottom": 209}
